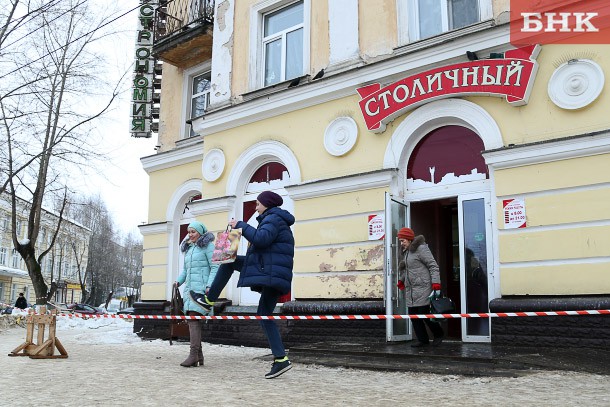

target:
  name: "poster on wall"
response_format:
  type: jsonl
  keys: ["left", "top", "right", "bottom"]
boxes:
{"left": 368, "top": 214, "right": 385, "bottom": 240}
{"left": 503, "top": 198, "right": 527, "bottom": 229}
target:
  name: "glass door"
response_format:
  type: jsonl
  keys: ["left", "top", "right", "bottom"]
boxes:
{"left": 458, "top": 192, "right": 493, "bottom": 342}
{"left": 384, "top": 192, "right": 411, "bottom": 341}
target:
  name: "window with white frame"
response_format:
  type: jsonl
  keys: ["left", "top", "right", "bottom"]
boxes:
{"left": 402, "top": 0, "right": 491, "bottom": 43}
{"left": 0, "top": 247, "right": 6, "bottom": 266}
{"left": 262, "top": 1, "right": 304, "bottom": 86}
{"left": 11, "top": 248, "right": 20, "bottom": 269}
{"left": 187, "top": 71, "right": 211, "bottom": 138}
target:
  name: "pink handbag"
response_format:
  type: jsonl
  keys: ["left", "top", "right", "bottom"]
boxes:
{"left": 211, "top": 226, "right": 241, "bottom": 264}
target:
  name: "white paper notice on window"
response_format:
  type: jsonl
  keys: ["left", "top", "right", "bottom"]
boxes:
{"left": 503, "top": 198, "right": 527, "bottom": 229}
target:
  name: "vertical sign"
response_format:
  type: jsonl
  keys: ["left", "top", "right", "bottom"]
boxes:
{"left": 131, "top": 0, "right": 158, "bottom": 138}
{"left": 503, "top": 198, "right": 527, "bottom": 229}
{"left": 368, "top": 214, "right": 385, "bottom": 240}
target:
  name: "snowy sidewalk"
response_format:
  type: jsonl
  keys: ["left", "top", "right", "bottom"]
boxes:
{"left": 1, "top": 318, "right": 608, "bottom": 407}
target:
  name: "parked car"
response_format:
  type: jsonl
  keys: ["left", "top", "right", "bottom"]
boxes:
{"left": 47, "top": 302, "right": 71, "bottom": 313}
{"left": 99, "top": 301, "right": 121, "bottom": 314}
{"left": 67, "top": 303, "right": 105, "bottom": 315}
{"left": 117, "top": 307, "right": 135, "bottom": 315}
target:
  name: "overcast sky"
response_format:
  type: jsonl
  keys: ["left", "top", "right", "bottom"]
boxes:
{"left": 80, "top": 0, "right": 158, "bottom": 237}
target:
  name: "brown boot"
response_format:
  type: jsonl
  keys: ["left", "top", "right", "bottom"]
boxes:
{"left": 180, "top": 321, "right": 203, "bottom": 367}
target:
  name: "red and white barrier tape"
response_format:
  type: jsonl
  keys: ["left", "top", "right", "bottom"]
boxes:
{"left": 53, "top": 309, "right": 610, "bottom": 320}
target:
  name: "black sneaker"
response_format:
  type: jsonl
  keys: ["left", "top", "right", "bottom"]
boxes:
{"left": 265, "top": 359, "right": 292, "bottom": 379}
{"left": 190, "top": 290, "right": 214, "bottom": 311}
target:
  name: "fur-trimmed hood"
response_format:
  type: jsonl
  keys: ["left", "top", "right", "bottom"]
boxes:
{"left": 180, "top": 232, "right": 215, "bottom": 253}
{"left": 406, "top": 235, "right": 426, "bottom": 253}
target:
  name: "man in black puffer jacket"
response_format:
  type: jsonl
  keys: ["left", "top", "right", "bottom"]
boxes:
{"left": 191, "top": 190, "right": 295, "bottom": 379}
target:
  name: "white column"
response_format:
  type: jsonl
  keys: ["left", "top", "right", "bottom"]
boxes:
{"left": 209, "top": 0, "right": 234, "bottom": 109}
{"left": 328, "top": 0, "right": 360, "bottom": 67}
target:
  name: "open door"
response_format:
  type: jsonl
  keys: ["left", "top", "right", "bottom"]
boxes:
{"left": 458, "top": 192, "right": 493, "bottom": 342}
{"left": 385, "top": 192, "right": 411, "bottom": 341}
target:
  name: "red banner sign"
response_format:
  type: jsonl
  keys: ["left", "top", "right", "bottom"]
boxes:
{"left": 357, "top": 45, "right": 540, "bottom": 133}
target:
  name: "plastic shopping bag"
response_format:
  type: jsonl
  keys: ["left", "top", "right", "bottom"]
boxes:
{"left": 211, "top": 226, "right": 242, "bottom": 264}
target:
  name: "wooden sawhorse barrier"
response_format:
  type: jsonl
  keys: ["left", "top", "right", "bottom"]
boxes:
{"left": 8, "top": 309, "right": 68, "bottom": 359}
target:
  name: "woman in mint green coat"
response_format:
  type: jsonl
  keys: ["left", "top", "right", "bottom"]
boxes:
{"left": 174, "top": 221, "right": 218, "bottom": 367}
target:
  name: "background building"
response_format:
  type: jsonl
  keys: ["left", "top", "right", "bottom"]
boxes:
{"left": 138, "top": 0, "right": 610, "bottom": 347}
{"left": 0, "top": 192, "right": 91, "bottom": 308}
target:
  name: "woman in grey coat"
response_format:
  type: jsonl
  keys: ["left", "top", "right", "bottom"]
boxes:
{"left": 396, "top": 227, "right": 444, "bottom": 347}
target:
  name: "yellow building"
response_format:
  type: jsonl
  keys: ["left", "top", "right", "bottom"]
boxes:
{"left": 138, "top": 0, "right": 610, "bottom": 346}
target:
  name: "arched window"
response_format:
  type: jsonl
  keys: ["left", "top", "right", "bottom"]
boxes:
{"left": 407, "top": 125, "right": 487, "bottom": 187}
{"left": 244, "top": 162, "right": 288, "bottom": 221}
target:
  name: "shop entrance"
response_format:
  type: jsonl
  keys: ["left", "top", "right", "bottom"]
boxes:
{"left": 409, "top": 194, "right": 492, "bottom": 342}
{"left": 385, "top": 191, "right": 492, "bottom": 343}
{"left": 410, "top": 199, "right": 461, "bottom": 340}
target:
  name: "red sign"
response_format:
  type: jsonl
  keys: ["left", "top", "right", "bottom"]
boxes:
{"left": 357, "top": 45, "right": 540, "bottom": 133}
{"left": 510, "top": 0, "right": 610, "bottom": 46}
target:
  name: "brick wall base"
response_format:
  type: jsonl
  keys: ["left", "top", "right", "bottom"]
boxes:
{"left": 133, "top": 300, "right": 387, "bottom": 348}
{"left": 489, "top": 296, "right": 610, "bottom": 349}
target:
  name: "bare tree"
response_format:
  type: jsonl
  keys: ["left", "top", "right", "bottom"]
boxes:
{"left": 0, "top": 0, "right": 132, "bottom": 306}
{"left": 71, "top": 194, "right": 119, "bottom": 305}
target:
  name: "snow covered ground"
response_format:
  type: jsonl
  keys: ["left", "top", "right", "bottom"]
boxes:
{"left": 1, "top": 316, "right": 608, "bottom": 406}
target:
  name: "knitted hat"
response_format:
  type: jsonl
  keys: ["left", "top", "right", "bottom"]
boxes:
{"left": 397, "top": 227, "right": 415, "bottom": 241}
{"left": 257, "top": 191, "right": 283, "bottom": 208}
{"left": 187, "top": 221, "right": 207, "bottom": 235}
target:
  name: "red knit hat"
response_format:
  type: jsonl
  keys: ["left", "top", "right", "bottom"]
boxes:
{"left": 397, "top": 227, "right": 414, "bottom": 241}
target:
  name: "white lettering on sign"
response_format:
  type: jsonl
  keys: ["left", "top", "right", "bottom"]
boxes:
{"left": 521, "top": 12, "right": 599, "bottom": 33}
{"left": 357, "top": 45, "right": 540, "bottom": 133}
{"left": 130, "top": 0, "right": 158, "bottom": 138}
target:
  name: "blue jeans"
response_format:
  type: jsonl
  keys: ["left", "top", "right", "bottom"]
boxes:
{"left": 207, "top": 255, "right": 286, "bottom": 358}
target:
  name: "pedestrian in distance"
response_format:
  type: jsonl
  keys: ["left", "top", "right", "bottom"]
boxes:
{"left": 191, "top": 190, "right": 295, "bottom": 379}
{"left": 14, "top": 293, "right": 28, "bottom": 310}
{"left": 175, "top": 221, "right": 219, "bottom": 367}
{"left": 396, "top": 227, "right": 444, "bottom": 347}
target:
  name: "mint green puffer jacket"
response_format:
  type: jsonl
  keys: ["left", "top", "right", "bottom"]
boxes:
{"left": 176, "top": 232, "right": 218, "bottom": 314}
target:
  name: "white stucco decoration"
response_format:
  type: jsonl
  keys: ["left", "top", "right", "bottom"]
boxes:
{"left": 202, "top": 148, "right": 225, "bottom": 182}
{"left": 324, "top": 116, "right": 358, "bottom": 156}
{"left": 548, "top": 59, "right": 604, "bottom": 110}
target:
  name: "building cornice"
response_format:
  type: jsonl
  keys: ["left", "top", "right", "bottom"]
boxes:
{"left": 190, "top": 196, "right": 237, "bottom": 216}
{"left": 140, "top": 141, "right": 204, "bottom": 174}
{"left": 138, "top": 221, "right": 172, "bottom": 236}
{"left": 193, "top": 24, "right": 510, "bottom": 136}
{"left": 483, "top": 130, "right": 610, "bottom": 169}
{"left": 285, "top": 169, "right": 396, "bottom": 200}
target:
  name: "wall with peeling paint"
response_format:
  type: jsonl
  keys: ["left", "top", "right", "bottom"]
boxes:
{"left": 141, "top": 0, "right": 610, "bottom": 309}
{"left": 156, "top": 64, "right": 185, "bottom": 153}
